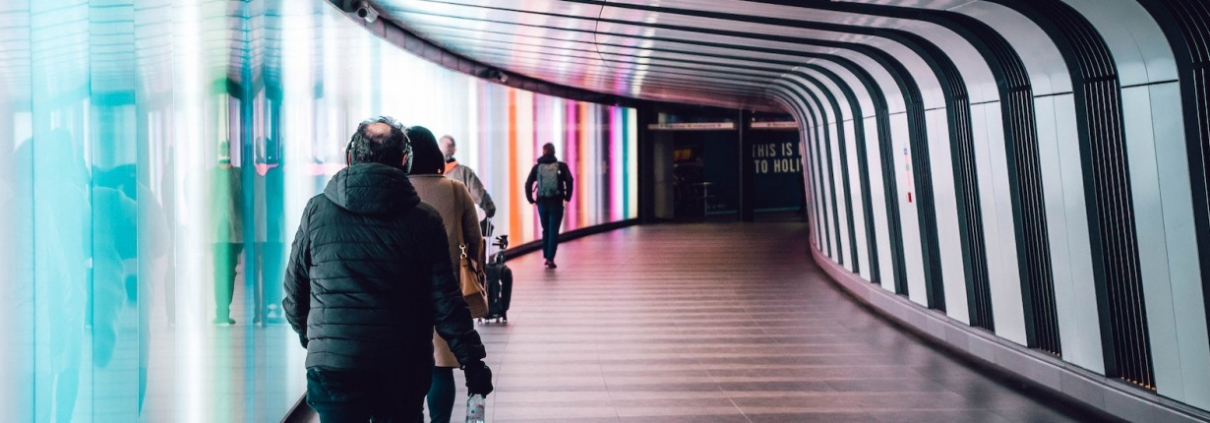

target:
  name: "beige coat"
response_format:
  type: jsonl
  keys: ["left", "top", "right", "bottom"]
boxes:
{"left": 409, "top": 174, "right": 483, "bottom": 367}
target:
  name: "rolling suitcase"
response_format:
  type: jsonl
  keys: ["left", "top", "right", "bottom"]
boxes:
{"left": 481, "top": 219, "right": 513, "bottom": 323}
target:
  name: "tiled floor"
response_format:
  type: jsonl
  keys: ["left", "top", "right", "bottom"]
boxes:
{"left": 315, "top": 222, "right": 1108, "bottom": 422}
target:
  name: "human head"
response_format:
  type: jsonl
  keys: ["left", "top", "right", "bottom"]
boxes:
{"left": 542, "top": 142, "right": 555, "bottom": 157}
{"left": 346, "top": 116, "right": 411, "bottom": 173}
{"left": 438, "top": 135, "right": 456, "bottom": 161}
{"left": 405, "top": 126, "right": 445, "bottom": 175}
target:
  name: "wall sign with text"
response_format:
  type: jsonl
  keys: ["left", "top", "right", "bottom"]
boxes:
{"left": 647, "top": 122, "right": 736, "bottom": 131}
{"left": 753, "top": 141, "right": 802, "bottom": 174}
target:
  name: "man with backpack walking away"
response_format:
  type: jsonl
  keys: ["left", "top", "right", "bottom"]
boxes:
{"left": 525, "top": 142, "right": 574, "bottom": 269}
{"left": 283, "top": 116, "right": 493, "bottom": 422}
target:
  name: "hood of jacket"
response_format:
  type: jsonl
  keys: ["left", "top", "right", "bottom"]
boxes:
{"left": 537, "top": 154, "right": 558, "bottom": 164}
{"left": 324, "top": 163, "right": 420, "bottom": 215}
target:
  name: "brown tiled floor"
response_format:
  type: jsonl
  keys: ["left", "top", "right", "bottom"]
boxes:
{"left": 376, "top": 222, "right": 1107, "bottom": 422}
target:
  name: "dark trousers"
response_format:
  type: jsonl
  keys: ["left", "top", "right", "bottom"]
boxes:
{"left": 214, "top": 242, "right": 244, "bottom": 320}
{"left": 307, "top": 368, "right": 428, "bottom": 423}
{"left": 536, "top": 198, "right": 565, "bottom": 261}
{"left": 256, "top": 241, "right": 285, "bottom": 322}
{"left": 426, "top": 367, "right": 456, "bottom": 423}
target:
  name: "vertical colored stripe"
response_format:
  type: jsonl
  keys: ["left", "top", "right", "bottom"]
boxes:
{"left": 611, "top": 106, "right": 623, "bottom": 221}
{"left": 627, "top": 108, "right": 638, "bottom": 219}
{"left": 563, "top": 100, "right": 577, "bottom": 231}
{"left": 508, "top": 89, "right": 520, "bottom": 244}
{"left": 578, "top": 102, "right": 590, "bottom": 228}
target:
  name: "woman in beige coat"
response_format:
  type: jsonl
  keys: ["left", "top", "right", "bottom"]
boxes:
{"left": 406, "top": 126, "right": 484, "bottom": 423}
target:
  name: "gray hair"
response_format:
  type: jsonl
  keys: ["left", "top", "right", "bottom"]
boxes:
{"left": 347, "top": 116, "right": 410, "bottom": 170}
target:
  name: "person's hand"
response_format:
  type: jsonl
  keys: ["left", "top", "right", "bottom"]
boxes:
{"left": 463, "top": 361, "right": 494, "bottom": 396}
{"left": 298, "top": 333, "right": 309, "bottom": 349}
{"left": 485, "top": 209, "right": 496, "bottom": 218}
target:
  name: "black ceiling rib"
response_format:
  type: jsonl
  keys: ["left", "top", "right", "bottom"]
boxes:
{"left": 772, "top": 50, "right": 912, "bottom": 292}
{"left": 986, "top": 0, "right": 1151, "bottom": 390}
{"left": 850, "top": 3, "right": 1008, "bottom": 334}
{"left": 759, "top": 1, "right": 1063, "bottom": 313}
{"left": 776, "top": 78, "right": 845, "bottom": 266}
{"left": 780, "top": 73, "right": 860, "bottom": 274}
{"left": 744, "top": 0, "right": 1063, "bottom": 341}
{"left": 772, "top": 88, "right": 832, "bottom": 256}
{"left": 790, "top": 50, "right": 909, "bottom": 293}
{"left": 912, "top": 3, "right": 1047, "bottom": 343}
{"left": 1136, "top": 0, "right": 1210, "bottom": 361}
{"left": 771, "top": 87, "right": 834, "bottom": 258}
{"left": 792, "top": 65, "right": 882, "bottom": 285}
{"left": 769, "top": 91, "right": 824, "bottom": 251}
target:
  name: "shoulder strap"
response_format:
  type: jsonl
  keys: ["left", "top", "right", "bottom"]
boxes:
{"left": 449, "top": 181, "right": 465, "bottom": 250}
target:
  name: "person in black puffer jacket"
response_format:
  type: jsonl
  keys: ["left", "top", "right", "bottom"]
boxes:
{"left": 283, "top": 116, "right": 493, "bottom": 422}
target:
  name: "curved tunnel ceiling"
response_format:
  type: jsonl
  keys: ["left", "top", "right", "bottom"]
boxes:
{"left": 366, "top": 0, "right": 962, "bottom": 112}
{"left": 361, "top": 0, "right": 1172, "bottom": 116}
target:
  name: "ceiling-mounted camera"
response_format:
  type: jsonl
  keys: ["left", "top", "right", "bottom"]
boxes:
{"left": 355, "top": 1, "right": 379, "bottom": 23}
{"left": 480, "top": 68, "right": 508, "bottom": 84}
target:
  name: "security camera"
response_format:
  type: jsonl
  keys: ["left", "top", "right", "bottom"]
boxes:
{"left": 481, "top": 68, "right": 508, "bottom": 84}
{"left": 355, "top": 1, "right": 379, "bottom": 23}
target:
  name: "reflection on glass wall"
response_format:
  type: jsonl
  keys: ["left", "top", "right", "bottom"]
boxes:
{"left": 0, "top": 0, "right": 636, "bottom": 421}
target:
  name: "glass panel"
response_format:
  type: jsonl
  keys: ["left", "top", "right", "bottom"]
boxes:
{"left": 0, "top": 0, "right": 638, "bottom": 421}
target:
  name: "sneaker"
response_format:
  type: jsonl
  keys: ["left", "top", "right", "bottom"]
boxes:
{"left": 548, "top": 261, "right": 557, "bottom": 269}
{"left": 212, "top": 317, "right": 236, "bottom": 326}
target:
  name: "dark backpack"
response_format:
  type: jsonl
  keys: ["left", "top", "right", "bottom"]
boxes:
{"left": 536, "top": 162, "right": 561, "bottom": 198}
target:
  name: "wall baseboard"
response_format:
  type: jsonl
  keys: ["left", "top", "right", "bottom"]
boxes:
{"left": 811, "top": 247, "right": 1210, "bottom": 423}
{"left": 501, "top": 219, "right": 640, "bottom": 261}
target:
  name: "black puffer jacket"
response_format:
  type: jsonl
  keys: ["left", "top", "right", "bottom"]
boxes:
{"left": 283, "top": 163, "right": 486, "bottom": 371}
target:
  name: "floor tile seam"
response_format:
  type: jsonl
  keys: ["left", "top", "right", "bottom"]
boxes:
{"left": 593, "top": 337, "right": 623, "bottom": 420}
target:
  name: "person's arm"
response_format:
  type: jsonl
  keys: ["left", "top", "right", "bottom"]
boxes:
{"left": 480, "top": 191, "right": 496, "bottom": 218}
{"left": 464, "top": 169, "right": 496, "bottom": 218}
{"left": 282, "top": 199, "right": 314, "bottom": 348}
{"left": 560, "top": 162, "right": 574, "bottom": 201}
{"left": 458, "top": 184, "right": 484, "bottom": 265}
{"left": 524, "top": 164, "right": 538, "bottom": 204}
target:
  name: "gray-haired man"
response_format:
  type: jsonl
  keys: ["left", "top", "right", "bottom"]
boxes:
{"left": 438, "top": 135, "right": 496, "bottom": 220}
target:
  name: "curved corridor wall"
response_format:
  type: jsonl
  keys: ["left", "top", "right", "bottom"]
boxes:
{"left": 773, "top": 0, "right": 1210, "bottom": 418}
{"left": 0, "top": 0, "right": 636, "bottom": 421}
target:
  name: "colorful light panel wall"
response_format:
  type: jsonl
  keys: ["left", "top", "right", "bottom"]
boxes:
{"left": 0, "top": 0, "right": 637, "bottom": 421}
